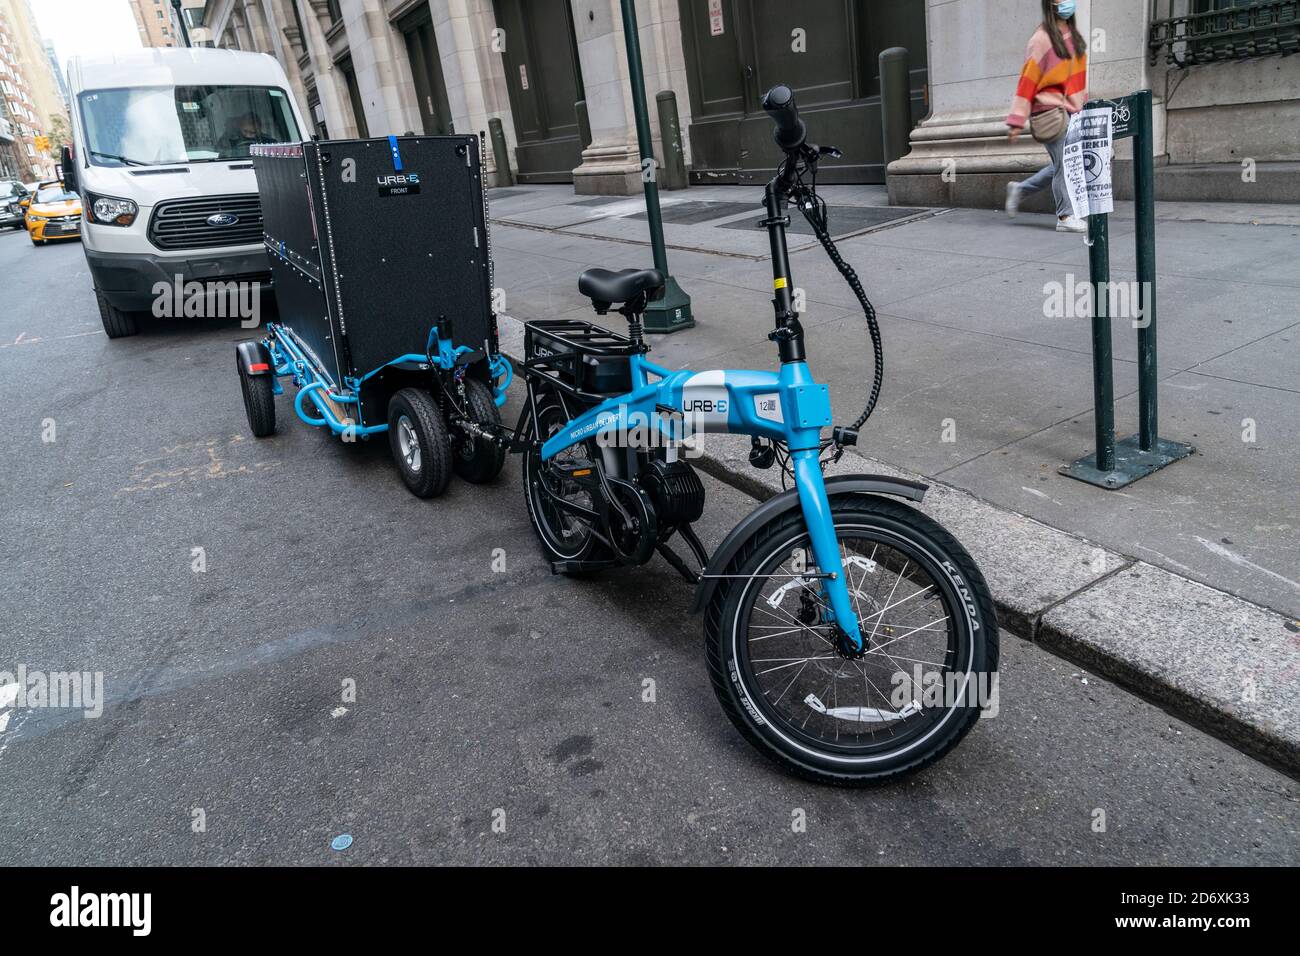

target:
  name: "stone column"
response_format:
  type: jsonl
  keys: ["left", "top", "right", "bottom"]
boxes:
{"left": 258, "top": 0, "right": 312, "bottom": 119}
{"left": 337, "top": 0, "right": 421, "bottom": 136}
{"left": 295, "top": 0, "right": 354, "bottom": 136}
{"left": 430, "top": 0, "right": 517, "bottom": 182}
{"left": 886, "top": 0, "right": 1160, "bottom": 209}
{"left": 569, "top": 0, "right": 689, "bottom": 195}
{"left": 240, "top": 0, "right": 271, "bottom": 51}
{"left": 230, "top": 7, "right": 252, "bottom": 49}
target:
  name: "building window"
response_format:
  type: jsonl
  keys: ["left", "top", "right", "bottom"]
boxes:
{"left": 1150, "top": 0, "right": 1300, "bottom": 66}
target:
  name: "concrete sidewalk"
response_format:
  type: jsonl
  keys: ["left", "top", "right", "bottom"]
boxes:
{"left": 487, "top": 183, "right": 1300, "bottom": 773}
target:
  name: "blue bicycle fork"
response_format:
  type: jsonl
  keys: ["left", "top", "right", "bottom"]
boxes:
{"left": 790, "top": 451, "right": 864, "bottom": 650}
{"left": 764, "top": 178, "right": 864, "bottom": 653}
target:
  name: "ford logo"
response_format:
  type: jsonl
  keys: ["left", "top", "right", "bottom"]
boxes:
{"left": 206, "top": 213, "right": 239, "bottom": 227}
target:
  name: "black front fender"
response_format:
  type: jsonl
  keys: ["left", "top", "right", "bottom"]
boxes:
{"left": 688, "top": 474, "right": 928, "bottom": 615}
{"left": 235, "top": 339, "right": 274, "bottom": 376}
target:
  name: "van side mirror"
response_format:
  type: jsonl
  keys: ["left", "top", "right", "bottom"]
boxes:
{"left": 61, "top": 145, "right": 78, "bottom": 193}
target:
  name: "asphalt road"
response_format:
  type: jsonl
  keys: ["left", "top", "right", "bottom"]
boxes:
{"left": 0, "top": 228, "right": 1296, "bottom": 865}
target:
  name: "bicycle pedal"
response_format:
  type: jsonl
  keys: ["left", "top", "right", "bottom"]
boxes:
{"left": 552, "top": 460, "right": 598, "bottom": 480}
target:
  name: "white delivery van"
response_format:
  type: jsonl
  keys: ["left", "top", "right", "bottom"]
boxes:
{"left": 64, "top": 48, "right": 308, "bottom": 338}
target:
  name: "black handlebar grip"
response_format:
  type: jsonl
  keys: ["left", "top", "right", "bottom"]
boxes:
{"left": 761, "top": 84, "right": 806, "bottom": 152}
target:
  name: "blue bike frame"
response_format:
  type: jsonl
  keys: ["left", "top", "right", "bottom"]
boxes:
{"left": 539, "top": 350, "right": 866, "bottom": 651}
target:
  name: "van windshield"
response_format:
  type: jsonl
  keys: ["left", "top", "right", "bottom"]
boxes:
{"left": 79, "top": 84, "right": 300, "bottom": 166}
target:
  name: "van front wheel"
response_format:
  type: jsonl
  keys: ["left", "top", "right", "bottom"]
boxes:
{"left": 96, "top": 291, "right": 138, "bottom": 339}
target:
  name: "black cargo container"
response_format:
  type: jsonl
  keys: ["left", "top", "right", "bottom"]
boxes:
{"left": 251, "top": 134, "right": 498, "bottom": 427}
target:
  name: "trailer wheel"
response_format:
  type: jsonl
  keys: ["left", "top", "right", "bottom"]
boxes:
{"left": 388, "top": 388, "right": 452, "bottom": 498}
{"left": 95, "top": 291, "right": 138, "bottom": 339}
{"left": 238, "top": 360, "right": 276, "bottom": 438}
{"left": 451, "top": 378, "right": 506, "bottom": 484}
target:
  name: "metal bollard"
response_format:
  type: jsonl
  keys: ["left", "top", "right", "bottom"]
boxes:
{"left": 487, "top": 117, "right": 513, "bottom": 188}
{"left": 576, "top": 99, "right": 592, "bottom": 151}
{"left": 878, "top": 47, "right": 912, "bottom": 170}
{"left": 655, "top": 90, "right": 688, "bottom": 190}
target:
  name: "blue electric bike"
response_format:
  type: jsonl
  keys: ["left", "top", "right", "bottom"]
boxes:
{"left": 516, "top": 86, "right": 998, "bottom": 784}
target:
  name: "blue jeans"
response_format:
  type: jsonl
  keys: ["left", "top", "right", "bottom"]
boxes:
{"left": 1017, "top": 134, "right": 1071, "bottom": 218}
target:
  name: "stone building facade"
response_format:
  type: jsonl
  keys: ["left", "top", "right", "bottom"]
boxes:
{"left": 200, "top": 0, "right": 1299, "bottom": 202}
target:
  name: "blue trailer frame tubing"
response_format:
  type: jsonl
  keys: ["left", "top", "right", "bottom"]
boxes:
{"left": 263, "top": 324, "right": 387, "bottom": 436}
{"left": 539, "top": 356, "right": 865, "bottom": 652}
{"left": 265, "top": 321, "right": 512, "bottom": 434}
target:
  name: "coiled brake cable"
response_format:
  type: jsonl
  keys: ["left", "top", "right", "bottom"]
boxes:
{"left": 781, "top": 154, "right": 885, "bottom": 434}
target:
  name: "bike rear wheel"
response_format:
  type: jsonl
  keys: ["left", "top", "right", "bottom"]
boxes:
{"left": 522, "top": 392, "right": 611, "bottom": 566}
{"left": 704, "top": 495, "right": 998, "bottom": 785}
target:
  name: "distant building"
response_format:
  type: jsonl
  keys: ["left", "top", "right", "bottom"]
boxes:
{"left": 129, "top": 0, "right": 176, "bottom": 48}
{"left": 130, "top": 0, "right": 212, "bottom": 49}
{"left": 44, "top": 41, "right": 68, "bottom": 112}
{"left": 0, "top": 0, "right": 66, "bottom": 180}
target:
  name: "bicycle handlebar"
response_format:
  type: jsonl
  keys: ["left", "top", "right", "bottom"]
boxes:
{"left": 761, "top": 84, "right": 806, "bottom": 154}
{"left": 760, "top": 83, "right": 884, "bottom": 435}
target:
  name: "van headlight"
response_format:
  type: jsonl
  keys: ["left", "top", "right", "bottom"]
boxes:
{"left": 88, "top": 193, "right": 138, "bottom": 227}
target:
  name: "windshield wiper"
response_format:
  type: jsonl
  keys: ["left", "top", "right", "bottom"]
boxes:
{"left": 87, "top": 150, "right": 150, "bottom": 167}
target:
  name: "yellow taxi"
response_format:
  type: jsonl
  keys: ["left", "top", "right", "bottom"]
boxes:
{"left": 25, "top": 181, "right": 83, "bottom": 245}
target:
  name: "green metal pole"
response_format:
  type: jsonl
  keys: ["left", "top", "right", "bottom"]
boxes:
{"left": 1132, "top": 89, "right": 1158, "bottom": 451}
{"left": 1089, "top": 211, "right": 1116, "bottom": 473}
{"left": 619, "top": 0, "right": 693, "bottom": 331}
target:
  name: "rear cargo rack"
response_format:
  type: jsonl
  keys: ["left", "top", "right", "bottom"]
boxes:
{"left": 524, "top": 318, "right": 640, "bottom": 402}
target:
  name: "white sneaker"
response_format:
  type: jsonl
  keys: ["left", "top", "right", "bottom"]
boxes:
{"left": 1005, "top": 182, "right": 1021, "bottom": 218}
{"left": 1056, "top": 215, "right": 1086, "bottom": 234}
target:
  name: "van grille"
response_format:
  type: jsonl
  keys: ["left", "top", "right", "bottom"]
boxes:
{"left": 147, "top": 194, "right": 263, "bottom": 250}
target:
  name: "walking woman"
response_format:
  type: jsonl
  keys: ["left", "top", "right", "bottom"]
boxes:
{"left": 1004, "top": 0, "right": 1089, "bottom": 233}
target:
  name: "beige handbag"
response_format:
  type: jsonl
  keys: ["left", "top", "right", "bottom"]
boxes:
{"left": 1030, "top": 107, "right": 1068, "bottom": 143}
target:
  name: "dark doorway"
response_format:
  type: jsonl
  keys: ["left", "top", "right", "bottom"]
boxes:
{"left": 677, "top": 0, "right": 929, "bottom": 184}
{"left": 491, "top": 0, "right": 585, "bottom": 182}
{"left": 337, "top": 55, "right": 370, "bottom": 138}
{"left": 399, "top": 5, "right": 455, "bottom": 135}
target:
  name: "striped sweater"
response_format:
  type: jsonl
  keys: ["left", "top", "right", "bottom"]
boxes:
{"left": 1006, "top": 24, "right": 1088, "bottom": 129}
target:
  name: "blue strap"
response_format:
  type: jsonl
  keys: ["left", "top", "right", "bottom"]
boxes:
{"left": 388, "top": 135, "right": 403, "bottom": 171}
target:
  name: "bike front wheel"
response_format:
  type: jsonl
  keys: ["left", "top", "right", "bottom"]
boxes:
{"left": 704, "top": 495, "right": 998, "bottom": 785}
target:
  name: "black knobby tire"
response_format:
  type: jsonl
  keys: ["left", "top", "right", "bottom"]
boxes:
{"left": 238, "top": 358, "right": 276, "bottom": 438}
{"left": 388, "top": 387, "right": 452, "bottom": 499}
{"left": 704, "top": 495, "right": 999, "bottom": 786}
{"left": 451, "top": 377, "right": 506, "bottom": 484}
{"left": 522, "top": 392, "right": 610, "bottom": 569}
{"left": 96, "top": 291, "right": 138, "bottom": 339}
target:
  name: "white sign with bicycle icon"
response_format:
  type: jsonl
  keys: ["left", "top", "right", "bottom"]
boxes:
{"left": 1063, "top": 106, "right": 1114, "bottom": 220}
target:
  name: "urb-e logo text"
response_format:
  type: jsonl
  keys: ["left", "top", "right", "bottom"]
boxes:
{"left": 377, "top": 172, "right": 420, "bottom": 186}
{"left": 684, "top": 398, "right": 727, "bottom": 414}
